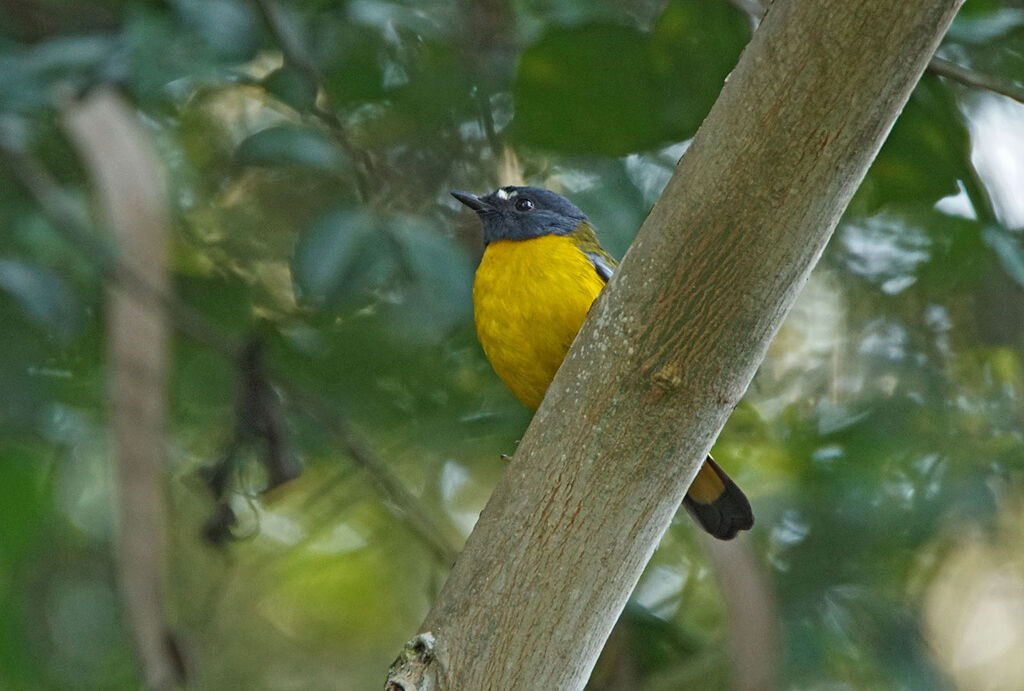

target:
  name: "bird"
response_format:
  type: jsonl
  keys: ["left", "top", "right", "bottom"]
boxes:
{"left": 452, "top": 185, "right": 753, "bottom": 540}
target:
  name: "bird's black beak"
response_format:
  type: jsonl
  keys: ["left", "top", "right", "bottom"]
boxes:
{"left": 451, "top": 190, "right": 491, "bottom": 213}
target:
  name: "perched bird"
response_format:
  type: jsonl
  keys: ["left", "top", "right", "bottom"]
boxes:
{"left": 453, "top": 185, "right": 753, "bottom": 540}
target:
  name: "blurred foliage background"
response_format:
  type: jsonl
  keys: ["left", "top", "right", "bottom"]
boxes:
{"left": 1, "top": 0, "right": 1024, "bottom": 688}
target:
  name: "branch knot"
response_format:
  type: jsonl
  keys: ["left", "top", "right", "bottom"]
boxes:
{"left": 651, "top": 362, "right": 684, "bottom": 392}
{"left": 385, "top": 633, "right": 441, "bottom": 691}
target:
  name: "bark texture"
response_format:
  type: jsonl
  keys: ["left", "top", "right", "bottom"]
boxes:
{"left": 387, "top": 0, "right": 963, "bottom": 688}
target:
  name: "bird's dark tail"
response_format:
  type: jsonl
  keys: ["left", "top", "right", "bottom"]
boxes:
{"left": 682, "top": 456, "right": 753, "bottom": 540}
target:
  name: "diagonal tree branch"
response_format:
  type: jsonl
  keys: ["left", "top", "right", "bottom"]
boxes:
{"left": 386, "top": 0, "right": 963, "bottom": 687}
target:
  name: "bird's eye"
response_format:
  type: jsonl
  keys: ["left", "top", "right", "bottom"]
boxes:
{"left": 514, "top": 198, "right": 534, "bottom": 212}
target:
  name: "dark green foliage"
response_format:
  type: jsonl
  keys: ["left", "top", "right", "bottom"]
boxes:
{"left": 512, "top": 0, "right": 748, "bottom": 154}
{"left": 261, "top": 63, "right": 318, "bottom": 113}
{"left": 236, "top": 125, "right": 349, "bottom": 173}
{"left": 861, "top": 77, "right": 973, "bottom": 209}
{"left": 2, "top": 0, "right": 1024, "bottom": 688}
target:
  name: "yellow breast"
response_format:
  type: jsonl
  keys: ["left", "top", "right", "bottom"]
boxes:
{"left": 473, "top": 235, "right": 607, "bottom": 410}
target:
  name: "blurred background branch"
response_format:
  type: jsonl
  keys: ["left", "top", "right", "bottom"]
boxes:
{"left": 62, "top": 88, "right": 182, "bottom": 690}
{"left": 928, "top": 55, "right": 1024, "bottom": 106}
{"left": 701, "top": 535, "right": 778, "bottom": 691}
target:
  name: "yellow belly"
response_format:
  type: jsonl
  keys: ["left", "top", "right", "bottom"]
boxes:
{"left": 473, "top": 235, "right": 606, "bottom": 410}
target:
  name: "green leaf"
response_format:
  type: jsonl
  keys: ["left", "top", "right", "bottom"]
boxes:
{"left": 0, "top": 442, "right": 50, "bottom": 563}
{"left": 914, "top": 209, "right": 986, "bottom": 293}
{"left": 292, "top": 207, "right": 391, "bottom": 305}
{"left": 176, "top": 274, "right": 254, "bottom": 334}
{"left": 513, "top": 24, "right": 663, "bottom": 155}
{"left": 512, "top": 1, "right": 747, "bottom": 155}
{"left": 650, "top": 0, "right": 749, "bottom": 138}
{"left": 386, "top": 216, "right": 474, "bottom": 342}
{"left": 0, "top": 443, "right": 50, "bottom": 687}
{"left": 957, "top": 0, "right": 1006, "bottom": 18}
{"left": 861, "top": 76, "right": 970, "bottom": 209}
{"left": 381, "top": 42, "right": 475, "bottom": 141}
{"left": 292, "top": 210, "right": 472, "bottom": 340}
{"left": 236, "top": 125, "right": 348, "bottom": 173}
{"left": 0, "top": 260, "right": 79, "bottom": 340}
{"left": 0, "top": 35, "right": 118, "bottom": 112}
{"left": 172, "top": 0, "right": 262, "bottom": 62}
{"left": 557, "top": 158, "right": 650, "bottom": 257}
{"left": 262, "top": 63, "right": 318, "bottom": 113}
{"left": 318, "top": 23, "right": 390, "bottom": 107}
{"left": 121, "top": 8, "right": 223, "bottom": 100}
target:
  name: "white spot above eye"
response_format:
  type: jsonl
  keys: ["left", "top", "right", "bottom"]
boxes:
{"left": 495, "top": 188, "right": 517, "bottom": 200}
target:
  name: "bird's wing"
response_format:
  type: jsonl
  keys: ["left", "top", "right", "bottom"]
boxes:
{"left": 573, "top": 221, "right": 618, "bottom": 283}
{"left": 585, "top": 251, "right": 615, "bottom": 282}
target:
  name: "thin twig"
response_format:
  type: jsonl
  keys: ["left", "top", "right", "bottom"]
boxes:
{"left": 928, "top": 55, "right": 1024, "bottom": 106}
{"left": 728, "top": 0, "right": 1024, "bottom": 106}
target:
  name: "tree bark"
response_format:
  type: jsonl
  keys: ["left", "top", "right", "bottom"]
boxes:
{"left": 386, "top": 0, "right": 963, "bottom": 688}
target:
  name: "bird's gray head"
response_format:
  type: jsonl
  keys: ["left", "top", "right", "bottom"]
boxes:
{"left": 451, "top": 186, "right": 588, "bottom": 244}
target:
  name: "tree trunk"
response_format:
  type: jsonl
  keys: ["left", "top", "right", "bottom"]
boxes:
{"left": 386, "top": 0, "right": 963, "bottom": 688}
